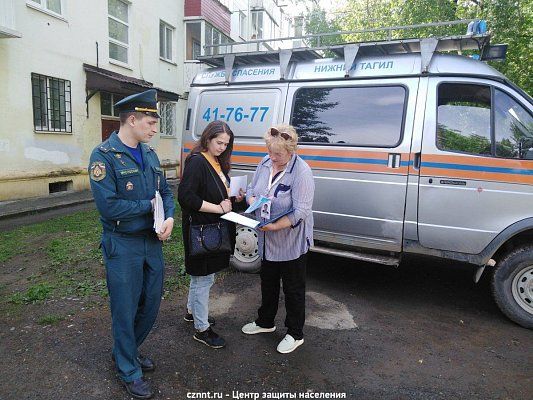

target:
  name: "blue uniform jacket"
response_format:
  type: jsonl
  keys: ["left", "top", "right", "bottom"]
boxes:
{"left": 88, "top": 131, "right": 175, "bottom": 234}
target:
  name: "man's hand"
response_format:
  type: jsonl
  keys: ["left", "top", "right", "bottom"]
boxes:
{"left": 157, "top": 217, "right": 174, "bottom": 241}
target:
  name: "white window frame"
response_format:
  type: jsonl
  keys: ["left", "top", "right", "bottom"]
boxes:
{"left": 26, "top": 0, "right": 65, "bottom": 20}
{"left": 184, "top": 20, "right": 203, "bottom": 60}
{"left": 108, "top": 0, "right": 130, "bottom": 66}
{"left": 159, "top": 20, "right": 175, "bottom": 63}
{"left": 251, "top": 11, "right": 263, "bottom": 39}
{"left": 159, "top": 102, "right": 176, "bottom": 137}
{"left": 239, "top": 11, "right": 246, "bottom": 39}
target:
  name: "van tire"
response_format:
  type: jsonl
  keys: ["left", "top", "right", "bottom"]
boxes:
{"left": 230, "top": 255, "right": 261, "bottom": 274}
{"left": 491, "top": 246, "right": 533, "bottom": 329}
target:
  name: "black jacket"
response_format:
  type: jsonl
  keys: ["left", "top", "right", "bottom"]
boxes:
{"left": 178, "top": 153, "right": 236, "bottom": 276}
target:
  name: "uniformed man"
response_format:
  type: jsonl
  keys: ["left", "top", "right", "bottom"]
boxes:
{"left": 88, "top": 89, "right": 174, "bottom": 399}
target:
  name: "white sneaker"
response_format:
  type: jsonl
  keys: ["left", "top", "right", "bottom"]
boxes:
{"left": 276, "top": 334, "right": 304, "bottom": 354}
{"left": 241, "top": 321, "right": 276, "bottom": 335}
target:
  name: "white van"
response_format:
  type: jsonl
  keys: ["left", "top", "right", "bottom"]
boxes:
{"left": 182, "top": 34, "right": 533, "bottom": 329}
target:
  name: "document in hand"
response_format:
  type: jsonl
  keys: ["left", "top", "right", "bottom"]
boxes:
{"left": 229, "top": 175, "right": 247, "bottom": 197}
{"left": 153, "top": 190, "right": 165, "bottom": 233}
{"left": 220, "top": 212, "right": 260, "bottom": 229}
{"left": 256, "top": 208, "right": 294, "bottom": 228}
{"left": 245, "top": 196, "right": 270, "bottom": 214}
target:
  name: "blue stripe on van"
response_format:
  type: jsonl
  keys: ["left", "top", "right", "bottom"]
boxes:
{"left": 297, "top": 154, "right": 389, "bottom": 165}
{"left": 185, "top": 147, "right": 411, "bottom": 167}
{"left": 422, "top": 162, "right": 533, "bottom": 176}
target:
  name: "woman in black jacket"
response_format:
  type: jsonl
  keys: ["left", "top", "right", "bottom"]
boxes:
{"left": 177, "top": 120, "right": 242, "bottom": 348}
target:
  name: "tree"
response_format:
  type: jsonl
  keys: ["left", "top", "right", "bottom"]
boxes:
{"left": 301, "top": 1, "right": 532, "bottom": 95}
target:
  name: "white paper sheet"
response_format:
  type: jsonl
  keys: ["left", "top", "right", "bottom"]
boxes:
{"left": 229, "top": 175, "right": 247, "bottom": 197}
{"left": 153, "top": 190, "right": 165, "bottom": 233}
{"left": 220, "top": 212, "right": 260, "bottom": 229}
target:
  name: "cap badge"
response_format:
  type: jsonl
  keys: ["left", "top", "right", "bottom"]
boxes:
{"left": 126, "top": 181, "right": 134, "bottom": 191}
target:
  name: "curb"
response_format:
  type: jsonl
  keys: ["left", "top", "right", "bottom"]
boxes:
{"left": 0, "top": 198, "right": 95, "bottom": 221}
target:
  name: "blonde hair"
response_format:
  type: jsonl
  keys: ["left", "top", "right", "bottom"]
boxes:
{"left": 263, "top": 124, "right": 298, "bottom": 154}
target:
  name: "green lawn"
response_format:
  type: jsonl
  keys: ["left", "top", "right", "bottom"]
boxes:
{"left": 0, "top": 204, "right": 187, "bottom": 311}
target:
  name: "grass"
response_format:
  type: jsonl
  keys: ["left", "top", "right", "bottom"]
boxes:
{"left": 38, "top": 314, "right": 65, "bottom": 325}
{"left": 0, "top": 202, "right": 187, "bottom": 309}
{"left": 8, "top": 283, "right": 54, "bottom": 304}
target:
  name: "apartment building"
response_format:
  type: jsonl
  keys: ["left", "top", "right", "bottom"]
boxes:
{"left": 183, "top": 0, "right": 296, "bottom": 86}
{"left": 0, "top": 0, "right": 187, "bottom": 201}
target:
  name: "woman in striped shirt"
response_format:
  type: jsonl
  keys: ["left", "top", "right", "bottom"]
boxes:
{"left": 241, "top": 124, "right": 315, "bottom": 354}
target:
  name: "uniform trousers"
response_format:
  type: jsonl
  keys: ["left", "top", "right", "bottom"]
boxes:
{"left": 102, "top": 231, "right": 164, "bottom": 382}
{"left": 256, "top": 253, "right": 307, "bottom": 340}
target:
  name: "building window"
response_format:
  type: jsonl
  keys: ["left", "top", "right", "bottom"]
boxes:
{"left": 28, "top": 0, "right": 63, "bottom": 16}
{"left": 291, "top": 86, "right": 406, "bottom": 147}
{"left": 108, "top": 0, "right": 129, "bottom": 64}
{"left": 31, "top": 73, "right": 72, "bottom": 133}
{"left": 185, "top": 22, "right": 202, "bottom": 60}
{"left": 205, "top": 23, "right": 230, "bottom": 56}
{"left": 159, "top": 102, "right": 176, "bottom": 137}
{"left": 100, "top": 92, "right": 124, "bottom": 117}
{"left": 159, "top": 21, "right": 174, "bottom": 62}
{"left": 251, "top": 11, "right": 263, "bottom": 39}
{"left": 239, "top": 11, "right": 246, "bottom": 39}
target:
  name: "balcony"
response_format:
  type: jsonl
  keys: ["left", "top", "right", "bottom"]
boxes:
{"left": 0, "top": 0, "right": 22, "bottom": 38}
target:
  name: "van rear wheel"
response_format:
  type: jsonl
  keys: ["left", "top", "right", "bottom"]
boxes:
{"left": 491, "top": 246, "right": 533, "bottom": 329}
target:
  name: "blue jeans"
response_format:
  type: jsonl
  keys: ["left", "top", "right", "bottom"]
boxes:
{"left": 187, "top": 273, "right": 215, "bottom": 331}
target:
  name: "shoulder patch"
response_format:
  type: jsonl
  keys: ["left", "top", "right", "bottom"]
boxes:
{"left": 90, "top": 161, "right": 107, "bottom": 181}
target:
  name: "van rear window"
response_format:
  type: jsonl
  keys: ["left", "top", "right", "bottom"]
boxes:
{"left": 291, "top": 86, "right": 406, "bottom": 147}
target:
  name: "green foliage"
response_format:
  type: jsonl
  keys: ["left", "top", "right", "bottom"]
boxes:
{"left": 438, "top": 126, "right": 492, "bottom": 154}
{"left": 302, "top": 0, "right": 532, "bottom": 94}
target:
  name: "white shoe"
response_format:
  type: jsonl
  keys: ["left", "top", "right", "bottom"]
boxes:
{"left": 241, "top": 321, "right": 276, "bottom": 335}
{"left": 276, "top": 334, "right": 304, "bottom": 354}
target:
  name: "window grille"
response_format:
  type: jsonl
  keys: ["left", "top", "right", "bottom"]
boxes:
{"left": 31, "top": 73, "right": 72, "bottom": 132}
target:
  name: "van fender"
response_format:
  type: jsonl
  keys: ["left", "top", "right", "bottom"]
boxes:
{"left": 477, "top": 217, "right": 533, "bottom": 264}
{"left": 403, "top": 217, "right": 533, "bottom": 266}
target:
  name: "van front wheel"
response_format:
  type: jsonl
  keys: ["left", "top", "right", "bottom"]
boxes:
{"left": 491, "top": 246, "right": 533, "bottom": 329}
{"left": 230, "top": 225, "right": 261, "bottom": 274}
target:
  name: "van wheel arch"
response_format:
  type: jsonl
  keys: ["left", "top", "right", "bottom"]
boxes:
{"left": 491, "top": 245, "right": 533, "bottom": 329}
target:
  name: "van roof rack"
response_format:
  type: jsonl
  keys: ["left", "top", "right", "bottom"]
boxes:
{"left": 197, "top": 20, "right": 492, "bottom": 80}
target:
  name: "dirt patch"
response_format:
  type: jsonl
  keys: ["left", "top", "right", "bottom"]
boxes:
{"left": 0, "top": 213, "right": 531, "bottom": 399}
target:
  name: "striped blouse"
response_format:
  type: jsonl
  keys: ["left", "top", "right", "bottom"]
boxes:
{"left": 246, "top": 153, "right": 315, "bottom": 262}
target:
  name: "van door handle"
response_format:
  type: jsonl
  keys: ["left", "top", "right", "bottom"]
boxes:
{"left": 413, "top": 152, "right": 421, "bottom": 170}
{"left": 387, "top": 153, "right": 401, "bottom": 168}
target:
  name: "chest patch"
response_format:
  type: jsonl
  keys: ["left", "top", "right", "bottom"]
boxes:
{"left": 90, "top": 161, "right": 106, "bottom": 181}
{"left": 118, "top": 168, "right": 139, "bottom": 176}
{"left": 126, "top": 181, "right": 134, "bottom": 191}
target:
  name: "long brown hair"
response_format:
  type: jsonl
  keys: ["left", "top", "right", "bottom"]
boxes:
{"left": 188, "top": 120, "right": 235, "bottom": 174}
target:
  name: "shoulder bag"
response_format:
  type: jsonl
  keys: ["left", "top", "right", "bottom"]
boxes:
{"left": 188, "top": 163, "right": 232, "bottom": 258}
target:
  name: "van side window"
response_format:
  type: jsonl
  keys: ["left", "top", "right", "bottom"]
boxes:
{"left": 291, "top": 86, "right": 406, "bottom": 147}
{"left": 494, "top": 89, "right": 533, "bottom": 159}
{"left": 437, "top": 83, "right": 492, "bottom": 156}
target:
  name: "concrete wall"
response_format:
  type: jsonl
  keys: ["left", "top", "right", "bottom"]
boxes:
{"left": 0, "top": 0, "right": 186, "bottom": 201}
